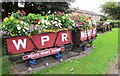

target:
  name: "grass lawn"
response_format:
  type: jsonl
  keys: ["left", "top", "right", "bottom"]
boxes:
{"left": 34, "top": 28, "right": 118, "bottom": 74}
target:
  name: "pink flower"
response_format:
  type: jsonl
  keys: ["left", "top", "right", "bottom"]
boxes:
{"left": 61, "top": 11, "right": 64, "bottom": 14}
{"left": 22, "top": 10, "right": 26, "bottom": 14}
{"left": 17, "top": 10, "right": 20, "bottom": 14}
{"left": 76, "top": 18, "right": 79, "bottom": 20}
{"left": 78, "top": 25, "right": 80, "bottom": 29}
{"left": 71, "top": 17, "right": 74, "bottom": 20}
{"left": 78, "top": 22, "right": 85, "bottom": 25}
{"left": 58, "top": 11, "right": 64, "bottom": 15}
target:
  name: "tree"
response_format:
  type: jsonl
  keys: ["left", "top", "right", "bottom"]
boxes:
{"left": 107, "top": 15, "right": 114, "bottom": 20}
{"left": 24, "top": 2, "right": 70, "bottom": 15}
{"left": 100, "top": 1, "right": 120, "bottom": 20}
{"left": 100, "top": 15, "right": 107, "bottom": 21}
{"left": 2, "top": 0, "right": 76, "bottom": 18}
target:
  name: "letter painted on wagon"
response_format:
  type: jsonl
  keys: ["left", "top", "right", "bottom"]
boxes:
{"left": 6, "top": 36, "right": 35, "bottom": 54}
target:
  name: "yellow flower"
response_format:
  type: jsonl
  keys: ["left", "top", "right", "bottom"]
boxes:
{"left": 27, "top": 33, "right": 32, "bottom": 38}
{"left": 16, "top": 20, "right": 19, "bottom": 24}
{"left": 69, "top": 14, "right": 72, "bottom": 17}
{"left": 4, "top": 17, "right": 9, "bottom": 22}
{"left": 2, "top": 25, "right": 5, "bottom": 28}
{"left": 46, "top": 16, "right": 48, "bottom": 19}
{"left": 10, "top": 16, "right": 14, "bottom": 20}
{"left": 10, "top": 34, "right": 15, "bottom": 37}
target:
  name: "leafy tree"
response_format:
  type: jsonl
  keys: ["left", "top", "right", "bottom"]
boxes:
{"left": 100, "top": 1, "right": 120, "bottom": 20}
{"left": 2, "top": 0, "right": 76, "bottom": 18}
{"left": 24, "top": 2, "right": 70, "bottom": 15}
{"left": 100, "top": 15, "right": 107, "bottom": 21}
{"left": 107, "top": 15, "right": 114, "bottom": 20}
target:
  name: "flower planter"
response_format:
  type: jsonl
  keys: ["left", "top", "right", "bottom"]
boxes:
{"left": 5, "top": 30, "right": 72, "bottom": 61}
{"left": 72, "top": 30, "right": 88, "bottom": 46}
{"left": 92, "top": 28, "right": 97, "bottom": 37}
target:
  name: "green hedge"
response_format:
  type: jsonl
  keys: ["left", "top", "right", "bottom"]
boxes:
{"left": 97, "top": 20, "right": 120, "bottom": 28}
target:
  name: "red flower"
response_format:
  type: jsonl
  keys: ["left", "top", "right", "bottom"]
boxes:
{"left": 22, "top": 10, "right": 26, "bottom": 14}
{"left": 37, "top": 19, "right": 40, "bottom": 22}
{"left": 71, "top": 17, "right": 74, "bottom": 20}
{"left": 20, "top": 18, "right": 22, "bottom": 20}
{"left": 17, "top": 10, "right": 21, "bottom": 14}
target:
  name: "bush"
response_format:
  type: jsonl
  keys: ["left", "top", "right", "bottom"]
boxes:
{"left": 97, "top": 20, "right": 120, "bottom": 28}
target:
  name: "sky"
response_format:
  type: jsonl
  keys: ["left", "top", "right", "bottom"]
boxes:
{"left": 70, "top": 0, "right": 119, "bottom": 14}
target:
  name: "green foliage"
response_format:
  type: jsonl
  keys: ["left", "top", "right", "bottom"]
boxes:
{"left": 97, "top": 20, "right": 120, "bottom": 28}
{"left": 100, "top": 15, "right": 107, "bottom": 21}
{"left": 100, "top": 1, "right": 120, "bottom": 20}
{"left": 2, "top": 11, "right": 94, "bottom": 37}
{"left": 107, "top": 16, "right": 114, "bottom": 20}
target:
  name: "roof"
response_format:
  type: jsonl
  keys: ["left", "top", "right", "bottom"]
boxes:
{"left": 69, "top": 8, "right": 100, "bottom": 16}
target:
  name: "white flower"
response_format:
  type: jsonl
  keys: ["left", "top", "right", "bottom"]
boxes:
{"left": 38, "top": 22, "right": 40, "bottom": 24}
{"left": 55, "top": 18, "right": 58, "bottom": 20}
{"left": 51, "top": 20, "right": 54, "bottom": 23}
{"left": 48, "top": 10, "right": 51, "bottom": 14}
{"left": 17, "top": 26, "right": 21, "bottom": 30}
{"left": 44, "top": 20, "right": 47, "bottom": 23}
{"left": 73, "top": 23, "right": 75, "bottom": 26}
{"left": 71, "top": 20, "right": 74, "bottom": 23}
{"left": 66, "top": 14, "right": 68, "bottom": 16}
{"left": 58, "top": 25, "right": 62, "bottom": 28}
{"left": 58, "top": 22, "right": 62, "bottom": 25}
{"left": 58, "top": 20, "right": 61, "bottom": 22}
{"left": 16, "top": 24, "right": 19, "bottom": 27}
{"left": 24, "top": 27, "right": 29, "bottom": 30}
{"left": 20, "top": 21, "right": 24, "bottom": 24}
{"left": 76, "top": 24, "right": 78, "bottom": 26}
{"left": 45, "top": 26, "right": 48, "bottom": 28}
{"left": 24, "top": 23, "right": 27, "bottom": 25}
{"left": 68, "top": 26, "right": 72, "bottom": 29}
{"left": 53, "top": 21, "right": 57, "bottom": 24}
{"left": 55, "top": 21, "right": 57, "bottom": 24}
{"left": 43, "top": 25, "right": 45, "bottom": 27}
{"left": 23, "top": 29, "right": 25, "bottom": 32}
{"left": 54, "top": 12, "right": 57, "bottom": 14}
{"left": 48, "top": 22, "right": 51, "bottom": 25}
{"left": 18, "top": 31, "right": 20, "bottom": 33}
{"left": 55, "top": 24, "right": 58, "bottom": 26}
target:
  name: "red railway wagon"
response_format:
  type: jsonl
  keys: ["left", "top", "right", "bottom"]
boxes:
{"left": 4, "top": 28, "right": 97, "bottom": 66}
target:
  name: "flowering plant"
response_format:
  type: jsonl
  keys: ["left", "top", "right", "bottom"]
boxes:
{"left": 68, "top": 13, "right": 91, "bottom": 31}
{"left": 2, "top": 10, "right": 96, "bottom": 37}
{"left": 2, "top": 10, "right": 29, "bottom": 36}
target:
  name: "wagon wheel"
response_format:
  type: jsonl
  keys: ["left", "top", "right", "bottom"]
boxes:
{"left": 52, "top": 52, "right": 62, "bottom": 60}
{"left": 27, "top": 59, "right": 37, "bottom": 67}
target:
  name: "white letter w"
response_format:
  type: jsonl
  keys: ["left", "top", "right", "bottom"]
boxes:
{"left": 12, "top": 39, "right": 27, "bottom": 50}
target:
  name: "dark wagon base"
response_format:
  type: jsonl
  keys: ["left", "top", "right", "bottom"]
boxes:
{"left": 13, "top": 46, "right": 93, "bottom": 74}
